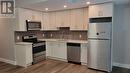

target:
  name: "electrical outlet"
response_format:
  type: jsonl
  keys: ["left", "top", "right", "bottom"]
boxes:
{"left": 42, "top": 34, "right": 45, "bottom": 37}
{"left": 17, "top": 36, "right": 20, "bottom": 40}
{"left": 79, "top": 34, "right": 82, "bottom": 38}
{"left": 50, "top": 34, "right": 53, "bottom": 37}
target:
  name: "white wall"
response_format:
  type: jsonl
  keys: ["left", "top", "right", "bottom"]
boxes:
{"left": 113, "top": 4, "right": 130, "bottom": 68}
{"left": 0, "top": 18, "right": 15, "bottom": 63}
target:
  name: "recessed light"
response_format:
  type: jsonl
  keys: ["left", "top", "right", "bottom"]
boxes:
{"left": 86, "top": 2, "right": 90, "bottom": 5}
{"left": 64, "top": 5, "right": 67, "bottom": 8}
{"left": 45, "top": 8, "right": 48, "bottom": 11}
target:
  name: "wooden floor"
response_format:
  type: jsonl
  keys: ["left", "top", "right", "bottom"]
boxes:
{"left": 0, "top": 59, "right": 130, "bottom": 73}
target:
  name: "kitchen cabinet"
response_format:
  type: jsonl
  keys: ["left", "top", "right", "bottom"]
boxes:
{"left": 55, "top": 11, "right": 62, "bottom": 27}
{"left": 46, "top": 41, "right": 67, "bottom": 60}
{"left": 42, "top": 12, "right": 58, "bottom": 30}
{"left": 31, "top": 11, "right": 42, "bottom": 21}
{"left": 56, "top": 42, "right": 67, "bottom": 59}
{"left": 14, "top": 8, "right": 42, "bottom": 31}
{"left": 42, "top": 13, "right": 50, "bottom": 30}
{"left": 42, "top": 8, "right": 88, "bottom": 30}
{"left": 81, "top": 43, "right": 88, "bottom": 64}
{"left": 15, "top": 43, "right": 33, "bottom": 67}
{"left": 83, "top": 8, "right": 88, "bottom": 30}
{"left": 56, "top": 10, "right": 70, "bottom": 27}
{"left": 70, "top": 8, "right": 87, "bottom": 30}
{"left": 49, "top": 12, "right": 58, "bottom": 30}
{"left": 89, "top": 3, "right": 113, "bottom": 18}
{"left": 46, "top": 41, "right": 53, "bottom": 56}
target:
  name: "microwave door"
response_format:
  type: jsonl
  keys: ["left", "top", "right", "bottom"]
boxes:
{"left": 88, "top": 22, "right": 112, "bottom": 39}
{"left": 27, "top": 22, "right": 41, "bottom": 31}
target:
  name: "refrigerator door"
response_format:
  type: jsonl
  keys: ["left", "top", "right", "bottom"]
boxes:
{"left": 88, "top": 23, "right": 111, "bottom": 39}
{"left": 88, "top": 39, "right": 111, "bottom": 72}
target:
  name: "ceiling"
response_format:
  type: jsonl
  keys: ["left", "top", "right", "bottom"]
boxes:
{"left": 15, "top": 0, "right": 130, "bottom": 12}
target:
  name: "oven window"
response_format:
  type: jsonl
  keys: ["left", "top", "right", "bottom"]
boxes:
{"left": 33, "top": 45, "right": 46, "bottom": 54}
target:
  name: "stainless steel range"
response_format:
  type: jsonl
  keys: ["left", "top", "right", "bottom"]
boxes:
{"left": 22, "top": 35, "right": 46, "bottom": 64}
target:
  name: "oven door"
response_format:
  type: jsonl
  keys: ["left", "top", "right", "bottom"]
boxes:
{"left": 33, "top": 45, "right": 46, "bottom": 54}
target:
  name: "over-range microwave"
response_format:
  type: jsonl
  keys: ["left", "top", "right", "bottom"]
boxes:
{"left": 26, "top": 20, "right": 41, "bottom": 31}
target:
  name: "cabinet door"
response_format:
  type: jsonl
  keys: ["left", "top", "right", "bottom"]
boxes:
{"left": 50, "top": 42, "right": 67, "bottom": 59}
{"left": 46, "top": 41, "right": 52, "bottom": 56}
{"left": 70, "top": 9, "right": 84, "bottom": 30}
{"left": 62, "top": 10, "right": 71, "bottom": 27}
{"left": 81, "top": 43, "right": 88, "bottom": 64}
{"left": 49, "top": 12, "right": 57, "bottom": 30}
{"left": 58, "top": 42, "right": 67, "bottom": 59}
{"left": 42, "top": 13, "right": 50, "bottom": 30}
{"left": 76, "top": 9, "right": 84, "bottom": 30}
{"left": 31, "top": 11, "right": 42, "bottom": 21}
{"left": 83, "top": 8, "right": 88, "bottom": 30}
{"left": 89, "top": 3, "right": 113, "bottom": 18}
{"left": 56, "top": 11, "right": 70, "bottom": 27}
{"left": 89, "top": 5, "right": 100, "bottom": 18}
{"left": 51, "top": 42, "right": 59, "bottom": 58}
{"left": 56, "top": 11, "right": 62, "bottom": 27}
{"left": 70, "top": 9, "right": 77, "bottom": 30}
{"left": 100, "top": 3, "right": 113, "bottom": 17}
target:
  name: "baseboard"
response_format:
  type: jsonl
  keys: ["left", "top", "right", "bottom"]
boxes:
{"left": 0, "top": 58, "right": 16, "bottom": 65}
{"left": 47, "top": 56, "right": 68, "bottom": 62}
{"left": 113, "top": 62, "right": 130, "bottom": 69}
{"left": 81, "top": 62, "right": 87, "bottom": 66}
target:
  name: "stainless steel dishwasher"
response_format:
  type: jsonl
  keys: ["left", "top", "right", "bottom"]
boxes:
{"left": 67, "top": 43, "right": 81, "bottom": 64}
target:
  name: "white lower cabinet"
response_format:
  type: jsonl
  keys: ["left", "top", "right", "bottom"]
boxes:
{"left": 81, "top": 43, "right": 88, "bottom": 64}
{"left": 46, "top": 41, "right": 67, "bottom": 60}
{"left": 15, "top": 44, "right": 33, "bottom": 67}
{"left": 46, "top": 41, "right": 53, "bottom": 57}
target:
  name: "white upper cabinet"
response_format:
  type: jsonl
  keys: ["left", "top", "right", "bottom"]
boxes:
{"left": 89, "top": 3, "right": 113, "bottom": 18}
{"left": 42, "top": 12, "right": 58, "bottom": 30}
{"left": 56, "top": 10, "right": 71, "bottom": 27}
{"left": 83, "top": 8, "right": 89, "bottom": 30}
{"left": 15, "top": 8, "right": 42, "bottom": 31}
{"left": 42, "top": 8, "right": 88, "bottom": 30}
{"left": 55, "top": 11, "right": 62, "bottom": 27}
{"left": 49, "top": 12, "right": 57, "bottom": 30}
{"left": 31, "top": 11, "right": 42, "bottom": 21}
{"left": 42, "top": 13, "right": 50, "bottom": 30}
{"left": 70, "top": 8, "right": 88, "bottom": 30}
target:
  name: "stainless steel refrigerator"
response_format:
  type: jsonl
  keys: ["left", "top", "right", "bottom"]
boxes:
{"left": 88, "top": 17, "right": 112, "bottom": 72}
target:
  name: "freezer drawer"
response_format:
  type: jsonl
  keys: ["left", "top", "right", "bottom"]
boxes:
{"left": 88, "top": 40, "right": 111, "bottom": 72}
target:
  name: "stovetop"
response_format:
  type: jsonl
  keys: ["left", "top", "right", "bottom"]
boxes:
{"left": 22, "top": 35, "right": 45, "bottom": 44}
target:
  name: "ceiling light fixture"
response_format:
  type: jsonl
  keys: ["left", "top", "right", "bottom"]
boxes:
{"left": 86, "top": 2, "right": 90, "bottom": 5}
{"left": 64, "top": 5, "right": 67, "bottom": 8}
{"left": 45, "top": 8, "right": 48, "bottom": 11}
